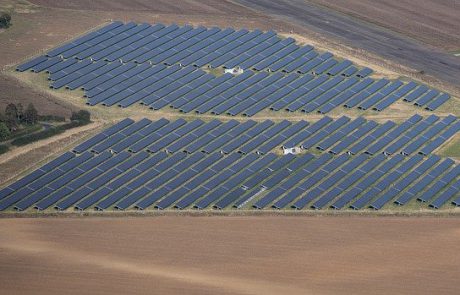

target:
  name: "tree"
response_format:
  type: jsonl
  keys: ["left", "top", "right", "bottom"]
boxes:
{"left": 0, "top": 12, "right": 11, "bottom": 29}
{"left": 24, "top": 103, "right": 38, "bottom": 125}
{"left": 16, "top": 103, "right": 24, "bottom": 122}
{"left": 71, "top": 110, "right": 91, "bottom": 123}
{"left": 0, "top": 122, "right": 10, "bottom": 140}
{"left": 4, "top": 103, "right": 18, "bottom": 130}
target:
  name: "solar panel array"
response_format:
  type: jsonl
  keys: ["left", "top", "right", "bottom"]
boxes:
{"left": 0, "top": 118, "right": 458, "bottom": 212}
{"left": 16, "top": 21, "right": 451, "bottom": 115}
{"left": 17, "top": 22, "right": 361, "bottom": 74}
{"left": 64, "top": 116, "right": 459, "bottom": 157}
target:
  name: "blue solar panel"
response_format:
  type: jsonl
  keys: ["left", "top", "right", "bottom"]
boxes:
{"left": 344, "top": 79, "right": 390, "bottom": 108}
{"left": 4, "top": 115, "right": 458, "bottom": 211}
{"left": 365, "top": 115, "right": 421, "bottom": 155}
{"left": 348, "top": 121, "right": 396, "bottom": 155}
{"left": 355, "top": 67, "right": 373, "bottom": 78}
{"left": 429, "top": 179, "right": 460, "bottom": 209}
{"left": 63, "top": 61, "right": 121, "bottom": 90}
{"left": 341, "top": 66, "right": 358, "bottom": 77}
{"left": 302, "top": 116, "right": 350, "bottom": 149}
{"left": 327, "top": 60, "right": 353, "bottom": 76}
{"left": 238, "top": 121, "right": 291, "bottom": 154}
{"left": 316, "top": 117, "right": 366, "bottom": 151}
{"left": 18, "top": 21, "right": 453, "bottom": 116}
{"left": 383, "top": 115, "right": 438, "bottom": 155}
{"left": 372, "top": 81, "right": 417, "bottom": 111}
{"left": 417, "top": 165, "right": 460, "bottom": 203}
{"left": 425, "top": 93, "right": 450, "bottom": 111}
{"left": 370, "top": 155, "right": 440, "bottom": 209}
{"left": 414, "top": 89, "right": 440, "bottom": 107}
{"left": 358, "top": 80, "right": 404, "bottom": 110}
{"left": 348, "top": 154, "right": 404, "bottom": 209}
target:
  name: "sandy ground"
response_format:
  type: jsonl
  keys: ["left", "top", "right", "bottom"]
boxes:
{"left": 0, "top": 216, "right": 460, "bottom": 295}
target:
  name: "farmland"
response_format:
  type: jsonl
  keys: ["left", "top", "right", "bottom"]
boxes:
{"left": 1, "top": 216, "right": 460, "bottom": 295}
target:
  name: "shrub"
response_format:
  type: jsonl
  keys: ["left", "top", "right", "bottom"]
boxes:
{"left": 11, "top": 120, "right": 88, "bottom": 146}
{"left": 0, "top": 144, "right": 9, "bottom": 155}
{"left": 0, "top": 122, "right": 11, "bottom": 140}
{"left": 0, "top": 12, "right": 11, "bottom": 29}
{"left": 4, "top": 103, "right": 18, "bottom": 130}
{"left": 24, "top": 103, "right": 38, "bottom": 125}
{"left": 71, "top": 110, "right": 91, "bottom": 123}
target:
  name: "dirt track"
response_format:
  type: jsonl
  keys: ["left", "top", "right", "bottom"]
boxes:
{"left": 1, "top": 216, "right": 460, "bottom": 295}
{"left": 235, "top": 0, "right": 460, "bottom": 88}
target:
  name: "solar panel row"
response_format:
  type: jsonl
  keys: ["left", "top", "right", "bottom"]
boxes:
{"left": 0, "top": 143, "right": 457, "bottom": 211}
{"left": 67, "top": 117, "right": 459, "bottom": 161}
{"left": 16, "top": 21, "right": 450, "bottom": 113}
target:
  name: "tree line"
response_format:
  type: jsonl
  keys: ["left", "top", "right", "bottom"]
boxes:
{"left": 0, "top": 103, "right": 91, "bottom": 141}
{"left": 0, "top": 103, "right": 38, "bottom": 140}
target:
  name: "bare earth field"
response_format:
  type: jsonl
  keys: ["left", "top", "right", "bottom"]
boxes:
{"left": 0, "top": 74, "right": 75, "bottom": 117}
{"left": 33, "top": 0, "right": 460, "bottom": 54}
{"left": 1, "top": 216, "right": 460, "bottom": 295}
{"left": 308, "top": 0, "right": 460, "bottom": 52}
{"left": 29, "top": 0, "right": 251, "bottom": 14}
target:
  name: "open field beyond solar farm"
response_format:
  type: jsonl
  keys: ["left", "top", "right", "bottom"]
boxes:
{"left": 1, "top": 216, "right": 460, "bottom": 295}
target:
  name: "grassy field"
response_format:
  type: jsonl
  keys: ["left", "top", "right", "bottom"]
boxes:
{"left": 438, "top": 134, "right": 460, "bottom": 158}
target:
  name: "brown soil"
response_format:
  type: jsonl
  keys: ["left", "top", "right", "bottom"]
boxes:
{"left": 308, "top": 0, "right": 460, "bottom": 52}
{"left": 0, "top": 74, "right": 76, "bottom": 117}
{"left": 1, "top": 216, "right": 460, "bottom": 295}
{"left": 29, "top": 0, "right": 251, "bottom": 14}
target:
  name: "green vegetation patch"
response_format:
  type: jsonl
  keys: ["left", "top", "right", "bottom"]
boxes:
{"left": 438, "top": 136, "right": 460, "bottom": 158}
{"left": 0, "top": 144, "right": 9, "bottom": 155}
{"left": 0, "top": 11, "right": 11, "bottom": 29}
{"left": 11, "top": 110, "right": 91, "bottom": 146}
